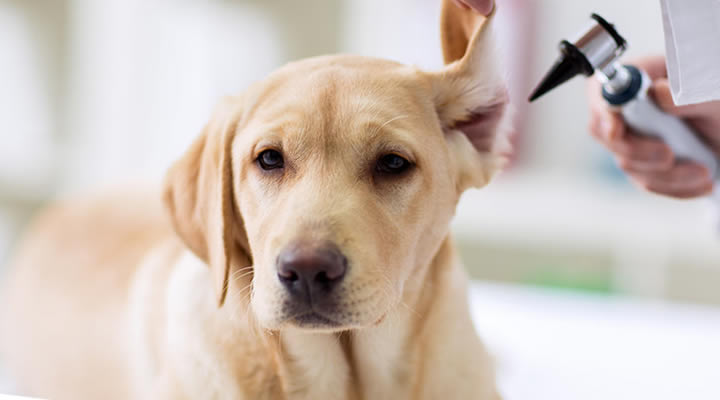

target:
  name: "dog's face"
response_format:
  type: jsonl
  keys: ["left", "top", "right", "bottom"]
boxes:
{"left": 236, "top": 58, "right": 474, "bottom": 330}
{"left": 164, "top": 15, "right": 509, "bottom": 332}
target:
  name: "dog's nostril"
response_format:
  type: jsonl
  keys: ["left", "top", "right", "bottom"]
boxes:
{"left": 276, "top": 241, "right": 347, "bottom": 294}
{"left": 278, "top": 269, "right": 298, "bottom": 283}
{"left": 315, "top": 271, "right": 330, "bottom": 284}
{"left": 316, "top": 260, "right": 345, "bottom": 282}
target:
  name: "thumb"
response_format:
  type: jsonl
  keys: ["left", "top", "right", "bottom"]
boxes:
{"left": 650, "top": 79, "right": 680, "bottom": 114}
{"left": 650, "top": 79, "right": 709, "bottom": 118}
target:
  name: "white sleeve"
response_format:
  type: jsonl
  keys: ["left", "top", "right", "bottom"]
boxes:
{"left": 660, "top": 0, "right": 720, "bottom": 105}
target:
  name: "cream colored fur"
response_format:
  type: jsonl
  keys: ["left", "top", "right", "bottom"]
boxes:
{"left": 0, "top": 3, "right": 510, "bottom": 399}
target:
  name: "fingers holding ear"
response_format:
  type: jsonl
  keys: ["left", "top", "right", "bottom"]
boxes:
{"left": 436, "top": 1, "right": 509, "bottom": 190}
{"left": 452, "top": 0, "right": 494, "bottom": 16}
{"left": 441, "top": 0, "right": 492, "bottom": 64}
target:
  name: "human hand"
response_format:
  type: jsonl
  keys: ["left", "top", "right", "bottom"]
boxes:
{"left": 588, "top": 55, "right": 720, "bottom": 198}
{"left": 452, "top": 0, "right": 494, "bottom": 16}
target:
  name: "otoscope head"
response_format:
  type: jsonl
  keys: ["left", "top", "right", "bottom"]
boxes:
{"left": 529, "top": 13, "right": 627, "bottom": 102}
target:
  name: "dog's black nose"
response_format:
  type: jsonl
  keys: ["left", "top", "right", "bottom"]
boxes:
{"left": 277, "top": 241, "right": 347, "bottom": 298}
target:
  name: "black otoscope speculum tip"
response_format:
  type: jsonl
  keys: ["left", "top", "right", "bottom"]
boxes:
{"left": 528, "top": 41, "right": 594, "bottom": 102}
{"left": 528, "top": 13, "right": 627, "bottom": 102}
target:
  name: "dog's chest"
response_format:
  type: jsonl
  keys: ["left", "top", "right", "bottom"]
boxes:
{"left": 280, "top": 330, "right": 351, "bottom": 399}
{"left": 351, "top": 312, "right": 416, "bottom": 400}
{"left": 280, "top": 312, "right": 415, "bottom": 400}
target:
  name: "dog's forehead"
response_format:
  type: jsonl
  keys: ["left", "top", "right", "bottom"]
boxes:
{"left": 241, "top": 55, "right": 439, "bottom": 151}
{"left": 257, "top": 57, "right": 431, "bottom": 121}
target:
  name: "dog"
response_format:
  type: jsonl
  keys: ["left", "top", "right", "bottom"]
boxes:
{"left": 0, "top": 2, "right": 510, "bottom": 399}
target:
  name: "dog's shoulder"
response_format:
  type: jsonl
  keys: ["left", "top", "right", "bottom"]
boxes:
{"left": 132, "top": 249, "right": 281, "bottom": 399}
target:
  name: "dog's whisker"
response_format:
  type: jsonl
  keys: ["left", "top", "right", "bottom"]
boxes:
{"left": 236, "top": 286, "right": 254, "bottom": 300}
{"left": 366, "top": 114, "right": 414, "bottom": 146}
{"left": 234, "top": 282, "right": 254, "bottom": 302}
{"left": 373, "top": 268, "right": 422, "bottom": 319}
{"left": 232, "top": 270, "right": 255, "bottom": 281}
{"left": 240, "top": 291, "right": 253, "bottom": 308}
{"left": 399, "top": 300, "right": 421, "bottom": 319}
{"left": 376, "top": 114, "right": 411, "bottom": 133}
{"left": 231, "top": 266, "right": 254, "bottom": 278}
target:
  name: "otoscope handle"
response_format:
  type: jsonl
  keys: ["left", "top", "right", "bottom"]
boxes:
{"left": 617, "top": 69, "right": 719, "bottom": 179}
{"left": 609, "top": 66, "right": 720, "bottom": 230}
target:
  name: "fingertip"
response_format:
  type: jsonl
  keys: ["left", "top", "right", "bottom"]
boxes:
{"left": 656, "top": 143, "right": 675, "bottom": 167}
{"left": 635, "top": 55, "right": 668, "bottom": 80}
{"left": 692, "top": 170, "right": 715, "bottom": 196}
{"left": 649, "top": 80, "right": 679, "bottom": 115}
{"left": 596, "top": 112, "right": 618, "bottom": 142}
{"left": 625, "top": 160, "right": 714, "bottom": 199}
{"left": 616, "top": 157, "right": 635, "bottom": 173}
{"left": 605, "top": 113, "right": 625, "bottom": 141}
{"left": 627, "top": 174, "right": 653, "bottom": 192}
{"left": 679, "top": 162, "right": 712, "bottom": 179}
{"left": 452, "top": 0, "right": 470, "bottom": 9}
{"left": 459, "top": 0, "right": 494, "bottom": 15}
{"left": 666, "top": 163, "right": 714, "bottom": 198}
{"left": 649, "top": 79, "right": 669, "bottom": 97}
{"left": 700, "top": 181, "right": 715, "bottom": 196}
{"left": 698, "top": 164, "right": 712, "bottom": 180}
{"left": 478, "top": 0, "right": 495, "bottom": 15}
{"left": 676, "top": 182, "right": 714, "bottom": 199}
{"left": 615, "top": 146, "right": 674, "bottom": 173}
{"left": 588, "top": 116, "right": 602, "bottom": 141}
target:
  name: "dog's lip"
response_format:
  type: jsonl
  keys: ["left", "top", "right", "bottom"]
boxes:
{"left": 291, "top": 310, "right": 341, "bottom": 327}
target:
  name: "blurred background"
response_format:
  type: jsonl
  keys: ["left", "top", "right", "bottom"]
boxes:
{"left": 1, "top": 0, "right": 719, "bottom": 399}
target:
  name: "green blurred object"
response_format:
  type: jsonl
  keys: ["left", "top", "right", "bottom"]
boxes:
{"left": 524, "top": 267, "right": 614, "bottom": 294}
{"left": 456, "top": 239, "right": 615, "bottom": 294}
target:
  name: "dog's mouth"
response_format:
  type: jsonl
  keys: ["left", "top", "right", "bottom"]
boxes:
{"left": 259, "top": 291, "right": 390, "bottom": 332}
{"left": 282, "top": 296, "right": 347, "bottom": 329}
{"left": 290, "top": 311, "right": 342, "bottom": 329}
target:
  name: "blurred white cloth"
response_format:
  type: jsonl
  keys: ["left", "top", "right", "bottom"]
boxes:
{"left": 660, "top": 0, "right": 720, "bottom": 105}
{"left": 470, "top": 282, "right": 720, "bottom": 400}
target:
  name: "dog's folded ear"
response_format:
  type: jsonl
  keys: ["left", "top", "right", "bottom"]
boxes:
{"left": 432, "top": 1, "right": 511, "bottom": 191}
{"left": 163, "top": 97, "right": 252, "bottom": 307}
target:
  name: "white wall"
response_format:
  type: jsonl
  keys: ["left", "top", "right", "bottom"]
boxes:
{"left": 60, "top": 0, "right": 284, "bottom": 189}
{"left": 1, "top": 0, "right": 717, "bottom": 301}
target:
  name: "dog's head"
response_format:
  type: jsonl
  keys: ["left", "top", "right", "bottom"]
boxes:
{"left": 164, "top": 8, "right": 509, "bottom": 332}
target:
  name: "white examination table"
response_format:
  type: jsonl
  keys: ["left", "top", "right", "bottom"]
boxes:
{"left": 470, "top": 282, "right": 720, "bottom": 400}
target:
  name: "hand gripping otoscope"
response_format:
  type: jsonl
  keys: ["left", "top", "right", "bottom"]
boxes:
{"left": 529, "top": 13, "right": 720, "bottom": 224}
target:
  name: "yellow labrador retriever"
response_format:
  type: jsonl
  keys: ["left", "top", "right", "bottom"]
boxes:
{"left": 0, "top": 3, "right": 509, "bottom": 399}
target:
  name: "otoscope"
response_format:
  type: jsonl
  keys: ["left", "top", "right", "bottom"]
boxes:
{"left": 529, "top": 13, "right": 720, "bottom": 225}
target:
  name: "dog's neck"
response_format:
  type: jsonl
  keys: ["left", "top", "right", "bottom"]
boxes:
{"left": 269, "top": 236, "right": 465, "bottom": 400}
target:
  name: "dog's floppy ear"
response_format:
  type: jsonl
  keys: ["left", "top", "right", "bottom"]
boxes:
{"left": 163, "top": 96, "right": 251, "bottom": 307}
{"left": 432, "top": 1, "right": 511, "bottom": 191}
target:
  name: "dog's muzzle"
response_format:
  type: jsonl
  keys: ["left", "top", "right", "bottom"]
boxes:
{"left": 276, "top": 240, "right": 348, "bottom": 325}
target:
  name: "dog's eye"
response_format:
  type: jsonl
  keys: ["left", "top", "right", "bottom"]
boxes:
{"left": 257, "top": 149, "right": 284, "bottom": 170}
{"left": 376, "top": 153, "right": 412, "bottom": 175}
